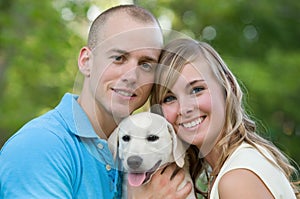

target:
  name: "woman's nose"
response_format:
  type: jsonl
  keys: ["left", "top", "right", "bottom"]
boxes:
{"left": 179, "top": 97, "right": 197, "bottom": 116}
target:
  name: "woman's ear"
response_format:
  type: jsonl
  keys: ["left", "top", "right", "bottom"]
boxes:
{"left": 78, "top": 47, "right": 92, "bottom": 77}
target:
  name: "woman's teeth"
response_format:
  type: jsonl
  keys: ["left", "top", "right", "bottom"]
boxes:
{"left": 182, "top": 117, "right": 204, "bottom": 128}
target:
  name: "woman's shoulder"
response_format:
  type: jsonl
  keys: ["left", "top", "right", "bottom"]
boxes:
{"left": 218, "top": 168, "right": 274, "bottom": 199}
{"left": 222, "top": 142, "right": 275, "bottom": 169}
{"left": 213, "top": 142, "right": 296, "bottom": 199}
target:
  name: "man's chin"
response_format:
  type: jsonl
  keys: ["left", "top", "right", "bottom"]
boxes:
{"left": 111, "top": 108, "right": 132, "bottom": 122}
{"left": 110, "top": 102, "right": 146, "bottom": 119}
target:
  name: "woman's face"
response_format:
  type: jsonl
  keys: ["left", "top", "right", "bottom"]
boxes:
{"left": 161, "top": 60, "right": 226, "bottom": 156}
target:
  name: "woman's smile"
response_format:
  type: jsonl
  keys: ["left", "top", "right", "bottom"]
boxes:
{"left": 179, "top": 116, "right": 206, "bottom": 129}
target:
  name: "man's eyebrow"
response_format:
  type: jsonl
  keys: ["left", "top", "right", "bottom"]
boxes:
{"left": 139, "top": 55, "right": 158, "bottom": 63}
{"left": 107, "top": 48, "right": 129, "bottom": 56}
{"left": 107, "top": 48, "right": 158, "bottom": 63}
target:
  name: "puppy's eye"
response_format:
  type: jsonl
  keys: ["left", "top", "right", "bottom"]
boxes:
{"left": 122, "top": 135, "right": 131, "bottom": 142}
{"left": 147, "top": 135, "right": 159, "bottom": 142}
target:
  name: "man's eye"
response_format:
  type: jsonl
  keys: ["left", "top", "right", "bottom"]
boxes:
{"left": 163, "top": 95, "right": 176, "bottom": 103}
{"left": 112, "top": 55, "right": 125, "bottom": 63}
{"left": 147, "top": 135, "right": 159, "bottom": 142}
{"left": 140, "top": 62, "right": 153, "bottom": 72}
{"left": 122, "top": 135, "right": 131, "bottom": 142}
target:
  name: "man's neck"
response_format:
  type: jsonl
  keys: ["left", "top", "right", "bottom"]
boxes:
{"left": 77, "top": 95, "right": 117, "bottom": 140}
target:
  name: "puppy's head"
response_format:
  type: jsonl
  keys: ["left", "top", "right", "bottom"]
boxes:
{"left": 110, "top": 112, "right": 187, "bottom": 187}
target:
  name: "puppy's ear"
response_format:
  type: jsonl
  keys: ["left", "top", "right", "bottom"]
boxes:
{"left": 167, "top": 122, "right": 188, "bottom": 168}
{"left": 108, "top": 127, "right": 119, "bottom": 160}
{"left": 150, "top": 104, "right": 164, "bottom": 116}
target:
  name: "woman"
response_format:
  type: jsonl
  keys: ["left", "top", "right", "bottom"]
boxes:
{"left": 150, "top": 38, "right": 299, "bottom": 198}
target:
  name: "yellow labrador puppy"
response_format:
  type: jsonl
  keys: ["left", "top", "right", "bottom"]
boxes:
{"left": 108, "top": 112, "right": 195, "bottom": 198}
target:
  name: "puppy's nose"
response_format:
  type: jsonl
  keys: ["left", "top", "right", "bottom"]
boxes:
{"left": 127, "top": 155, "right": 143, "bottom": 169}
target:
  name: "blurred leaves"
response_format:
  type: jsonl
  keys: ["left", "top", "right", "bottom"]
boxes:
{"left": 0, "top": 0, "right": 83, "bottom": 143}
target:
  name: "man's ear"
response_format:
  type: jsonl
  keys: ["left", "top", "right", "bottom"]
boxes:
{"left": 78, "top": 47, "right": 92, "bottom": 77}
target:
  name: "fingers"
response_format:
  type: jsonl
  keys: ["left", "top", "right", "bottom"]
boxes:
{"left": 176, "top": 181, "right": 193, "bottom": 198}
{"left": 154, "top": 163, "right": 193, "bottom": 198}
{"left": 154, "top": 163, "right": 180, "bottom": 186}
{"left": 164, "top": 163, "right": 193, "bottom": 198}
{"left": 159, "top": 162, "right": 177, "bottom": 175}
{"left": 159, "top": 163, "right": 183, "bottom": 181}
{"left": 170, "top": 166, "right": 181, "bottom": 180}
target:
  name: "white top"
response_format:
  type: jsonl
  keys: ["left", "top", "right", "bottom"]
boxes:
{"left": 210, "top": 142, "right": 296, "bottom": 199}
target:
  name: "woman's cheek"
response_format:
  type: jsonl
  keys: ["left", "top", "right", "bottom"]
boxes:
{"left": 162, "top": 105, "right": 178, "bottom": 125}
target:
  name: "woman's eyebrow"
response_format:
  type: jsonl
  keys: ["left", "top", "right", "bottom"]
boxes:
{"left": 185, "top": 79, "right": 205, "bottom": 90}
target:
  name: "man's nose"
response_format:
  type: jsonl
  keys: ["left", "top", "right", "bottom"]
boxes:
{"left": 121, "top": 63, "right": 138, "bottom": 85}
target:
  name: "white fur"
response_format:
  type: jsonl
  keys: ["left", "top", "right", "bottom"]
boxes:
{"left": 108, "top": 112, "right": 196, "bottom": 198}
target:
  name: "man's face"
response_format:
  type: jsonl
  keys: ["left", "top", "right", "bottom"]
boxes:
{"left": 88, "top": 12, "right": 163, "bottom": 121}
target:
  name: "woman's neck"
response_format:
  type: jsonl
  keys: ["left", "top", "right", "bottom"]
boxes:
{"left": 204, "top": 147, "right": 220, "bottom": 170}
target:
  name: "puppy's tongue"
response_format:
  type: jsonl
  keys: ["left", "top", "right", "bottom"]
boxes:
{"left": 128, "top": 173, "right": 146, "bottom": 187}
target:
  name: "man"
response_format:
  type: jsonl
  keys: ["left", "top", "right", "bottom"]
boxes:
{"left": 0, "top": 5, "right": 192, "bottom": 198}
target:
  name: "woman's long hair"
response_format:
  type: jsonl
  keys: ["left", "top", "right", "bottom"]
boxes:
{"left": 150, "top": 38, "right": 299, "bottom": 198}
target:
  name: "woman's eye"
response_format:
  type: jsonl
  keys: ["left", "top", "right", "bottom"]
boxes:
{"left": 191, "top": 87, "right": 204, "bottom": 94}
{"left": 163, "top": 95, "right": 176, "bottom": 103}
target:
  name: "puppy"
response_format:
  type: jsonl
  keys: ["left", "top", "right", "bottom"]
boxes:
{"left": 108, "top": 112, "right": 195, "bottom": 198}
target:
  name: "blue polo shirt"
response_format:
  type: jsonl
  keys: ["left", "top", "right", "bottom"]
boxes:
{"left": 0, "top": 93, "right": 122, "bottom": 198}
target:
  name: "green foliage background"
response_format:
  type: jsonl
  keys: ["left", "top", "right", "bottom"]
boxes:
{"left": 0, "top": 0, "right": 299, "bottom": 169}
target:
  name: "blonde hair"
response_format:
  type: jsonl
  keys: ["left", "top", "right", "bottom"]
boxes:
{"left": 150, "top": 38, "right": 299, "bottom": 198}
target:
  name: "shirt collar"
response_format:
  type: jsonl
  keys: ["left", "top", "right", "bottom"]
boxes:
{"left": 55, "top": 93, "right": 99, "bottom": 138}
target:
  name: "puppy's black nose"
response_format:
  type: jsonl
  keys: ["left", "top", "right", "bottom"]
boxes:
{"left": 127, "top": 155, "right": 143, "bottom": 169}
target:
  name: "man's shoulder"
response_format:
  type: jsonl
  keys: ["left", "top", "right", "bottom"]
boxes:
{"left": 1, "top": 108, "right": 77, "bottom": 156}
{"left": 0, "top": 108, "right": 80, "bottom": 199}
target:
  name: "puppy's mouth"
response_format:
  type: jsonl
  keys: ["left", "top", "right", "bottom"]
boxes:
{"left": 127, "top": 160, "right": 162, "bottom": 187}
